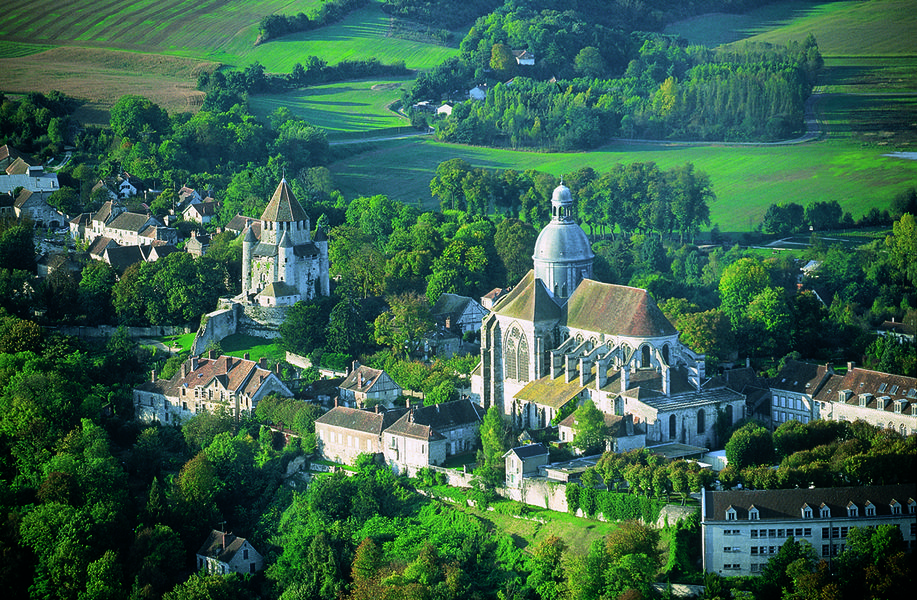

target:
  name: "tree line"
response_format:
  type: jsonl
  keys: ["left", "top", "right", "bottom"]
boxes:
{"left": 257, "top": 0, "right": 370, "bottom": 44}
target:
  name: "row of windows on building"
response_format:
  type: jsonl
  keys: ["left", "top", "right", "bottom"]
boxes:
{"left": 319, "top": 429, "right": 373, "bottom": 452}
{"left": 726, "top": 499, "right": 910, "bottom": 521}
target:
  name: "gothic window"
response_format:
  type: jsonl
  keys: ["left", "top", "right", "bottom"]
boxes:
{"left": 697, "top": 409, "right": 706, "bottom": 434}
{"left": 641, "top": 345, "right": 651, "bottom": 369}
{"left": 518, "top": 335, "right": 530, "bottom": 382}
{"left": 505, "top": 331, "right": 517, "bottom": 380}
{"left": 662, "top": 344, "right": 670, "bottom": 365}
{"left": 669, "top": 414, "right": 676, "bottom": 439}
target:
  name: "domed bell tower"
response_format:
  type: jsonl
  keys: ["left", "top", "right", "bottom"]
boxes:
{"left": 532, "top": 183, "right": 594, "bottom": 300}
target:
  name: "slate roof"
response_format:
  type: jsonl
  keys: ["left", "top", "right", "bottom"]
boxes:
{"left": 493, "top": 270, "right": 562, "bottom": 322}
{"left": 69, "top": 212, "right": 93, "bottom": 226}
{"left": 504, "top": 443, "right": 549, "bottom": 459}
{"left": 340, "top": 364, "right": 389, "bottom": 393}
{"left": 87, "top": 236, "right": 117, "bottom": 257}
{"left": 515, "top": 373, "right": 586, "bottom": 410}
{"left": 260, "top": 179, "right": 308, "bottom": 222}
{"left": 566, "top": 280, "right": 677, "bottom": 338}
{"left": 226, "top": 214, "right": 260, "bottom": 235}
{"left": 107, "top": 212, "right": 156, "bottom": 233}
{"left": 292, "top": 242, "right": 320, "bottom": 257}
{"left": 432, "top": 293, "right": 474, "bottom": 318}
{"left": 91, "top": 201, "right": 122, "bottom": 224}
{"left": 184, "top": 200, "right": 218, "bottom": 217}
{"left": 771, "top": 360, "right": 833, "bottom": 395}
{"left": 399, "top": 398, "right": 485, "bottom": 431}
{"left": 141, "top": 244, "right": 179, "bottom": 261}
{"left": 197, "top": 530, "right": 255, "bottom": 563}
{"left": 704, "top": 484, "right": 916, "bottom": 521}
{"left": 314, "top": 406, "right": 408, "bottom": 435}
{"left": 104, "top": 246, "right": 144, "bottom": 272}
{"left": 813, "top": 367, "right": 917, "bottom": 416}
{"left": 385, "top": 413, "right": 446, "bottom": 441}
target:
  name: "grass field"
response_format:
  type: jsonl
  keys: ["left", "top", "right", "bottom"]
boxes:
{"left": 219, "top": 334, "right": 285, "bottom": 364}
{"left": 249, "top": 79, "right": 412, "bottom": 135}
{"left": 664, "top": 0, "right": 917, "bottom": 56}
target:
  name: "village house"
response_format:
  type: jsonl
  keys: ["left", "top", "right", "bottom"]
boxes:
{"left": 503, "top": 443, "right": 550, "bottom": 488}
{"left": 117, "top": 171, "right": 150, "bottom": 199}
{"left": 0, "top": 144, "right": 34, "bottom": 171}
{"left": 768, "top": 360, "right": 833, "bottom": 428}
{"left": 382, "top": 398, "right": 485, "bottom": 474}
{"left": 196, "top": 530, "right": 264, "bottom": 575}
{"left": 421, "top": 326, "right": 462, "bottom": 359}
{"left": 431, "top": 292, "right": 487, "bottom": 335}
{"left": 469, "top": 84, "right": 488, "bottom": 101}
{"left": 185, "top": 231, "right": 210, "bottom": 257}
{"left": 133, "top": 352, "right": 291, "bottom": 423}
{"left": 337, "top": 361, "right": 402, "bottom": 409}
{"left": 701, "top": 483, "right": 917, "bottom": 577}
{"left": 512, "top": 49, "right": 535, "bottom": 66}
{"left": 314, "top": 405, "right": 408, "bottom": 465}
{"left": 12, "top": 188, "right": 66, "bottom": 228}
{"left": 813, "top": 364, "right": 917, "bottom": 436}
{"left": 182, "top": 199, "right": 219, "bottom": 225}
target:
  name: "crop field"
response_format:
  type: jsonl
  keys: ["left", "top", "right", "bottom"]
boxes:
{"left": 248, "top": 79, "right": 412, "bottom": 135}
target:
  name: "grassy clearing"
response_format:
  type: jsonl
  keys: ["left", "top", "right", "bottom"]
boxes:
{"left": 219, "top": 333, "right": 285, "bottom": 364}
{"left": 157, "top": 332, "right": 196, "bottom": 353}
{"left": 664, "top": 0, "right": 917, "bottom": 56}
{"left": 248, "top": 79, "right": 412, "bottom": 135}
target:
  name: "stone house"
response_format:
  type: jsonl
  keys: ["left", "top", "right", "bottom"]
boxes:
{"left": 196, "top": 530, "right": 264, "bottom": 575}
{"left": 183, "top": 199, "right": 219, "bottom": 224}
{"left": 813, "top": 364, "right": 917, "bottom": 436}
{"left": 382, "top": 398, "right": 485, "bottom": 474}
{"left": 133, "top": 352, "right": 291, "bottom": 423}
{"left": 431, "top": 292, "right": 487, "bottom": 335}
{"left": 314, "top": 405, "right": 408, "bottom": 465}
{"left": 13, "top": 188, "right": 66, "bottom": 228}
{"left": 513, "top": 49, "right": 535, "bottom": 65}
{"left": 338, "top": 362, "right": 402, "bottom": 409}
{"left": 701, "top": 484, "right": 916, "bottom": 577}
{"left": 185, "top": 231, "right": 210, "bottom": 257}
{"left": 769, "top": 360, "right": 833, "bottom": 428}
{"left": 504, "top": 443, "right": 549, "bottom": 488}
{"left": 0, "top": 144, "right": 34, "bottom": 171}
{"left": 421, "top": 327, "right": 462, "bottom": 359}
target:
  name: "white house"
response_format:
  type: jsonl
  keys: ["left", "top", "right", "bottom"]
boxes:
{"left": 503, "top": 443, "right": 550, "bottom": 488}
{"left": 338, "top": 362, "right": 402, "bottom": 409}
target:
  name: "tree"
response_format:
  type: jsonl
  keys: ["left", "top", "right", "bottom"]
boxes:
{"left": 494, "top": 218, "right": 537, "bottom": 285}
{"left": 474, "top": 405, "right": 507, "bottom": 486}
{"left": 109, "top": 95, "right": 169, "bottom": 141}
{"left": 373, "top": 293, "right": 434, "bottom": 359}
{"left": 490, "top": 43, "right": 515, "bottom": 75}
{"left": 885, "top": 213, "right": 917, "bottom": 286}
{"left": 79, "top": 260, "right": 117, "bottom": 325}
{"left": 571, "top": 399, "right": 607, "bottom": 454}
{"left": 725, "top": 421, "right": 774, "bottom": 470}
{"left": 719, "top": 257, "right": 769, "bottom": 328}
{"left": 48, "top": 186, "right": 81, "bottom": 215}
{"left": 430, "top": 158, "right": 471, "bottom": 211}
{"left": 280, "top": 297, "right": 333, "bottom": 356}
{"left": 326, "top": 296, "right": 371, "bottom": 357}
{"left": 526, "top": 536, "right": 567, "bottom": 600}
{"left": 574, "top": 47, "right": 606, "bottom": 78}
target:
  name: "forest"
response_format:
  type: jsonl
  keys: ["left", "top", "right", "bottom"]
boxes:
{"left": 398, "top": 0, "right": 821, "bottom": 149}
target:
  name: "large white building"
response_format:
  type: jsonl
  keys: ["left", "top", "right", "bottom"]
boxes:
{"left": 701, "top": 484, "right": 917, "bottom": 577}
{"left": 241, "top": 179, "right": 330, "bottom": 306}
{"left": 471, "top": 183, "right": 745, "bottom": 448}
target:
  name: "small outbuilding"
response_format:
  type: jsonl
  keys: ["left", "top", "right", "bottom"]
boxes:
{"left": 503, "top": 443, "right": 549, "bottom": 488}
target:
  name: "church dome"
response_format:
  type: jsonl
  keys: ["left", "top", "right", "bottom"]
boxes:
{"left": 532, "top": 183, "right": 593, "bottom": 264}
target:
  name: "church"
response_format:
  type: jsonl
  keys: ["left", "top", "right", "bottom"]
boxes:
{"left": 471, "top": 183, "right": 745, "bottom": 449}
{"left": 240, "top": 178, "right": 330, "bottom": 306}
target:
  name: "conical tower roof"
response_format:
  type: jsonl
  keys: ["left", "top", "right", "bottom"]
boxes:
{"left": 261, "top": 179, "right": 308, "bottom": 222}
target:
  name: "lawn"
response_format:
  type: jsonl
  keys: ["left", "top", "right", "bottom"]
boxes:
{"left": 248, "top": 78, "right": 412, "bottom": 136}
{"left": 219, "top": 333, "right": 285, "bottom": 364}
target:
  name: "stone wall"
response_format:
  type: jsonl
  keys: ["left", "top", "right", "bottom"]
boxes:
{"left": 500, "top": 477, "right": 570, "bottom": 513}
{"left": 54, "top": 324, "right": 192, "bottom": 339}
{"left": 239, "top": 304, "right": 286, "bottom": 339}
{"left": 191, "top": 305, "right": 239, "bottom": 355}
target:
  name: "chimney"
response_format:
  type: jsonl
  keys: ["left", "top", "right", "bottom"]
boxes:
{"left": 409, "top": 407, "right": 414, "bottom": 422}
{"left": 190, "top": 356, "right": 198, "bottom": 370}
{"left": 151, "top": 370, "right": 157, "bottom": 382}
{"left": 243, "top": 352, "right": 250, "bottom": 361}
{"left": 259, "top": 357, "right": 268, "bottom": 369}
{"left": 334, "top": 396, "right": 338, "bottom": 407}
{"left": 662, "top": 364, "right": 670, "bottom": 396}
{"left": 208, "top": 349, "right": 216, "bottom": 359}
{"left": 181, "top": 362, "right": 188, "bottom": 379}
{"left": 375, "top": 404, "right": 379, "bottom": 413}
{"left": 847, "top": 361, "right": 855, "bottom": 372}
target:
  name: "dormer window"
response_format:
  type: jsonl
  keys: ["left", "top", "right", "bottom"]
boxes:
{"left": 847, "top": 502, "right": 858, "bottom": 517}
{"left": 894, "top": 400, "right": 905, "bottom": 414}
{"left": 908, "top": 499, "right": 916, "bottom": 515}
{"left": 865, "top": 501, "right": 875, "bottom": 517}
{"left": 890, "top": 500, "right": 901, "bottom": 515}
{"left": 749, "top": 506, "right": 760, "bottom": 521}
{"left": 859, "top": 393, "right": 871, "bottom": 407}
{"left": 726, "top": 506, "right": 737, "bottom": 521}
{"left": 820, "top": 504, "right": 831, "bottom": 518}
{"left": 802, "top": 504, "right": 813, "bottom": 519}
